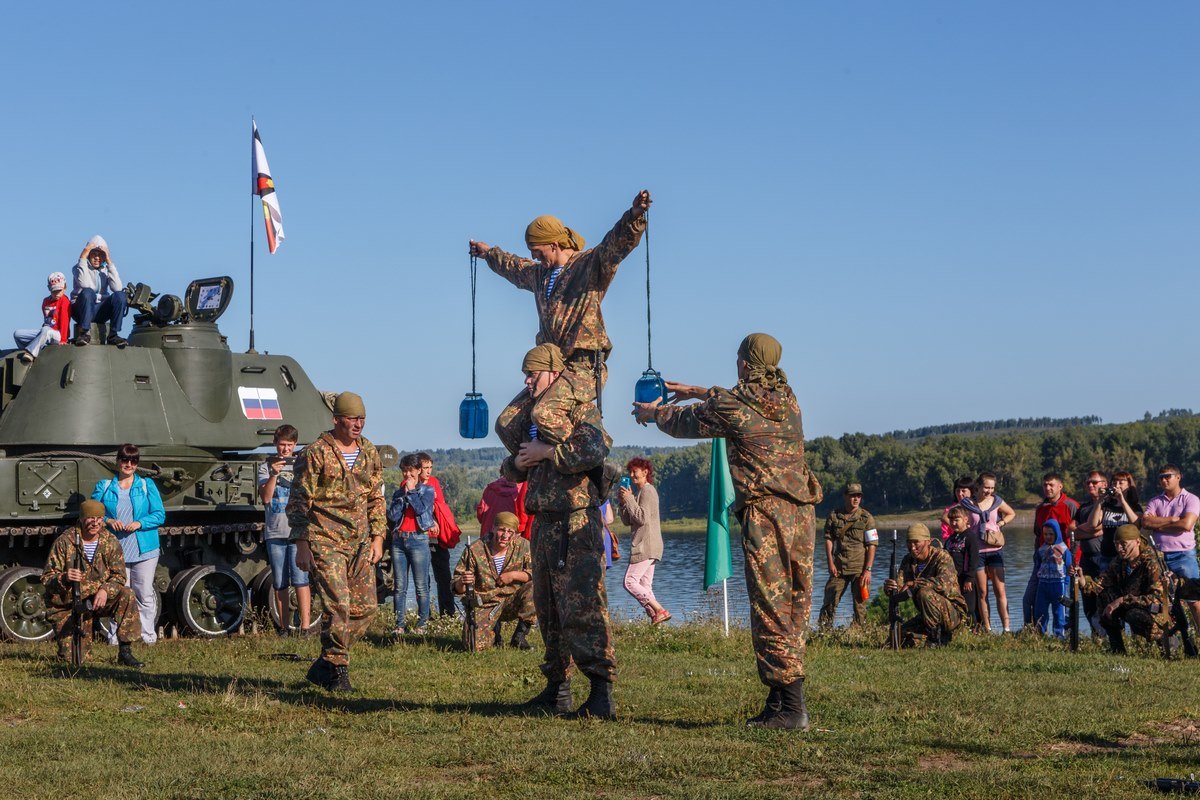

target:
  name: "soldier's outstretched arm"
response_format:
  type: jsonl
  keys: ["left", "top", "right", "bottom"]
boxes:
{"left": 471, "top": 240, "right": 539, "bottom": 292}
{"left": 590, "top": 190, "right": 650, "bottom": 291}
{"left": 650, "top": 388, "right": 732, "bottom": 440}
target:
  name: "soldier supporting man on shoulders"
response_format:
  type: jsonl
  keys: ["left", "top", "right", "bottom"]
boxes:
{"left": 289, "top": 391, "right": 386, "bottom": 692}
{"left": 818, "top": 483, "right": 878, "bottom": 629}
{"left": 453, "top": 511, "right": 535, "bottom": 652}
{"left": 884, "top": 523, "right": 967, "bottom": 647}
{"left": 504, "top": 343, "right": 615, "bottom": 719}
{"left": 634, "top": 333, "right": 822, "bottom": 731}
{"left": 42, "top": 500, "right": 144, "bottom": 667}
{"left": 469, "top": 190, "right": 650, "bottom": 450}
{"left": 1076, "top": 524, "right": 1172, "bottom": 654}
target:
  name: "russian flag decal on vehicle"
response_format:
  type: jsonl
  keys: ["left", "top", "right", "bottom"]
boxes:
{"left": 238, "top": 387, "right": 283, "bottom": 420}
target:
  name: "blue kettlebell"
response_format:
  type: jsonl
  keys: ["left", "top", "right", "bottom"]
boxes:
{"left": 634, "top": 368, "right": 668, "bottom": 405}
{"left": 459, "top": 393, "right": 489, "bottom": 439}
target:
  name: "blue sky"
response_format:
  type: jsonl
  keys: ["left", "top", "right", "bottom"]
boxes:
{"left": 2, "top": 3, "right": 1197, "bottom": 450}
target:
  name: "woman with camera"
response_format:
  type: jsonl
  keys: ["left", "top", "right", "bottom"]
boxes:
{"left": 1082, "top": 471, "right": 1142, "bottom": 574}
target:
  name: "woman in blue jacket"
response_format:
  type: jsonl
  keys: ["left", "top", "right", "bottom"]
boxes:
{"left": 93, "top": 443, "right": 166, "bottom": 644}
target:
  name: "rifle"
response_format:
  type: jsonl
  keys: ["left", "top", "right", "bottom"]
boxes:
{"left": 1152, "top": 545, "right": 1198, "bottom": 659}
{"left": 69, "top": 528, "right": 84, "bottom": 668}
{"left": 463, "top": 533, "right": 477, "bottom": 653}
{"left": 1066, "top": 531, "right": 1080, "bottom": 652}
{"left": 887, "top": 530, "right": 902, "bottom": 650}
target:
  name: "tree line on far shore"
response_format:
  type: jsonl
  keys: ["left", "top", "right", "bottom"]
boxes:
{"left": 390, "top": 411, "right": 1200, "bottom": 523}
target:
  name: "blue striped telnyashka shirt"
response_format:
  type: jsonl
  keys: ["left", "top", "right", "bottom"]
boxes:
{"left": 545, "top": 267, "right": 562, "bottom": 299}
{"left": 341, "top": 449, "right": 360, "bottom": 470}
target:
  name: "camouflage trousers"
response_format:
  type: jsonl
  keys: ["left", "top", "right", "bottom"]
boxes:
{"left": 48, "top": 586, "right": 141, "bottom": 660}
{"left": 495, "top": 359, "right": 606, "bottom": 450}
{"left": 741, "top": 496, "right": 815, "bottom": 687}
{"left": 818, "top": 570, "right": 869, "bottom": 628}
{"left": 309, "top": 536, "right": 378, "bottom": 667}
{"left": 531, "top": 507, "right": 615, "bottom": 682}
{"left": 901, "top": 587, "right": 965, "bottom": 639}
{"left": 1102, "top": 605, "right": 1167, "bottom": 643}
{"left": 462, "top": 580, "right": 536, "bottom": 652}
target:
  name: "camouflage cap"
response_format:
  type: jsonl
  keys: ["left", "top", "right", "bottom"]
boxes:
{"left": 844, "top": 483, "right": 863, "bottom": 496}
{"left": 79, "top": 499, "right": 105, "bottom": 520}
{"left": 1115, "top": 524, "right": 1141, "bottom": 542}
{"left": 333, "top": 391, "right": 366, "bottom": 417}
{"left": 906, "top": 523, "right": 931, "bottom": 542}
{"left": 493, "top": 511, "right": 520, "bottom": 532}
{"left": 522, "top": 343, "right": 565, "bottom": 373}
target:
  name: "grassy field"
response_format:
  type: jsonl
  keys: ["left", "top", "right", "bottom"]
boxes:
{"left": 0, "top": 615, "right": 1197, "bottom": 800}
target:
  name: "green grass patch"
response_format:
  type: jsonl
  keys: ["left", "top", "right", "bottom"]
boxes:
{"left": 0, "top": 617, "right": 1196, "bottom": 799}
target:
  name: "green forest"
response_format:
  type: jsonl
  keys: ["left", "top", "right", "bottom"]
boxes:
{"left": 391, "top": 411, "right": 1200, "bottom": 522}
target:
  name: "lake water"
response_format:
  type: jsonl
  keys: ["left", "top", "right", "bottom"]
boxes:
{"left": 403, "top": 526, "right": 1086, "bottom": 635}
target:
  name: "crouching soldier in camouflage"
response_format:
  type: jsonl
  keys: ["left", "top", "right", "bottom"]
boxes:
{"left": 469, "top": 190, "right": 650, "bottom": 449}
{"left": 453, "top": 511, "right": 535, "bottom": 651}
{"left": 43, "top": 499, "right": 144, "bottom": 667}
{"left": 884, "top": 523, "right": 967, "bottom": 647}
{"left": 1076, "top": 524, "right": 1172, "bottom": 654}
{"left": 635, "top": 333, "right": 822, "bottom": 731}
{"left": 290, "top": 391, "right": 386, "bottom": 692}
{"left": 504, "top": 343, "right": 616, "bottom": 719}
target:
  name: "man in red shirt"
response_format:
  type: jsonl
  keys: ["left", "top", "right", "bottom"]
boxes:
{"left": 1024, "top": 472, "right": 1079, "bottom": 627}
{"left": 13, "top": 272, "right": 71, "bottom": 363}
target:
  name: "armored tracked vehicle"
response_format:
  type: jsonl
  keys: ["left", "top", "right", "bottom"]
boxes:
{"left": 0, "top": 277, "right": 390, "bottom": 643}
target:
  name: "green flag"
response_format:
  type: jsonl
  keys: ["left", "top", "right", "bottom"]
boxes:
{"left": 705, "top": 438, "right": 735, "bottom": 588}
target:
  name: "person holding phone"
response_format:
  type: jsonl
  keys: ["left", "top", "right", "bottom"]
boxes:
{"left": 258, "top": 424, "right": 311, "bottom": 633}
{"left": 618, "top": 458, "right": 668, "bottom": 624}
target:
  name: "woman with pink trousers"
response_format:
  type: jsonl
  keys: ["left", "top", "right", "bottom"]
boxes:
{"left": 618, "top": 458, "right": 670, "bottom": 624}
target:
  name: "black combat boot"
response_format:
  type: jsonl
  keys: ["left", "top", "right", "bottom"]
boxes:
{"left": 305, "top": 657, "right": 335, "bottom": 689}
{"left": 746, "top": 687, "right": 782, "bottom": 726}
{"left": 568, "top": 676, "right": 615, "bottom": 721}
{"left": 509, "top": 621, "right": 533, "bottom": 650}
{"left": 754, "top": 679, "right": 809, "bottom": 731}
{"left": 492, "top": 621, "right": 504, "bottom": 648}
{"left": 520, "top": 678, "right": 572, "bottom": 714}
{"left": 116, "top": 642, "right": 144, "bottom": 669}
{"left": 331, "top": 664, "right": 352, "bottom": 693}
{"left": 1107, "top": 627, "right": 1127, "bottom": 655}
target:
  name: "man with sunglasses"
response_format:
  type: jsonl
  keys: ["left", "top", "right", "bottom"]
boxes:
{"left": 1142, "top": 465, "right": 1200, "bottom": 626}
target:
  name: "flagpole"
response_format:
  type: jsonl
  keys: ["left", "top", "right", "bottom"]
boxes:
{"left": 722, "top": 578, "right": 729, "bottom": 637}
{"left": 248, "top": 115, "right": 257, "bottom": 354}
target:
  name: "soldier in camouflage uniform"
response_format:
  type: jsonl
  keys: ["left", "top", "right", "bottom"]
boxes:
{"left": 469, "top": 190, "right": 650, "bottom": 448}
{"left": 42, "top": 499, "right": 144, "bottom": 667}
{"left": 818, "top": 483, "right": 878, "bottom": 629}
{"left": 504, "top": 343, "right": 615, "bottom": 719}
{"left": 289, "top": 391, "right": 386, "bottom": 692}
{"left": 453, "top": 511, "right": 536, "bottom": 652}
{"left": 884, "top": 523, "right": 967, "bottom": 647}
{"left": 1076, "top": 524, "right": 1172, "bottom": 653}
{"left": 635, "top": 333, "right": 822, "bottom": 731}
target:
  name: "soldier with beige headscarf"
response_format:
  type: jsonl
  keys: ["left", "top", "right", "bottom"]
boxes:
{"left": 468, "top": 190, "right": 650, "bottom": 451}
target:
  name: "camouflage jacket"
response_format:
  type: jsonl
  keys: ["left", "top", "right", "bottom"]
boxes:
{"left": 286, "top": 432, "right": 385, "bottom": 544}
{"left": 825, "top": 506, "right": 878, "bottom": 570}
{"left": 484, "top": 208, "right": 646, "bottom": 357}
{"left": 654, "top": 380, "right": 822, "bottom": 513}
{"left": 452, "top": 536, "right": 533, "bottom": 606}
{"left": 42, "top": 528, "right": 127, "bottom": 607}
{"left": 502, "top": 402, "right": 610, "bottom": 513}
{"left": 1080, "top": 549, "right": 1172, "bottom": 627}
{"left": 898, "top": 548, "right": 968, "bottom": 613}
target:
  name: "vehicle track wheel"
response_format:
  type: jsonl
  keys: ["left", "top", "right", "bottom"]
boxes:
{"left": 0, "top": 567, "right": 54, "bottom": 643}
{"left": 174, "top": 565, "right": 247, "bottom": 637}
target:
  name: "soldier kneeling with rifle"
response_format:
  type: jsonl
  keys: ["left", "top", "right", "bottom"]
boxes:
{"left": 452, "top": 511, "right": 535, "bottom": 652}
{"left": 42, "top": 500, "right": 144, "bottom": 668}
{"left": 1075, "top": 524, "right": 1177, "bottom": 655}
{"left": 884, "top": 524, "right": 968, "bottom": 647}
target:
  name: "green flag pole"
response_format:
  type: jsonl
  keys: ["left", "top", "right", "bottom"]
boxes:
{"left": 706, "top": 438, "right": 736, "bottom": 635}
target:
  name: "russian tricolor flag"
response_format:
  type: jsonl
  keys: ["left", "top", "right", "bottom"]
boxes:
{"left": 238, "top": 387, "right": 283, "bottom": 420}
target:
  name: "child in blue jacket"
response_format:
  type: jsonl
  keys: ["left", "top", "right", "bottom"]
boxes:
{"left": 1033, "top": 519, "right": 1074, "bottom": 638}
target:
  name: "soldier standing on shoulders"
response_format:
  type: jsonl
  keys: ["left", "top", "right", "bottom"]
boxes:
{"left": 469, "top": 190, "right": 650, "bottom": 450}
{"left": 289, "top": 391, "right": 386, "bottom": 692}
{"left": 818, "top": 483, "right": 878, "bottom": 629}
{"left": 42, "top": 500, "right": 144, "bottom": 667}
{"left": 883, "top": 523, "right": 967, "bottom": 647}
{"left": 634, "top": 333, "right": 822, "bottom": 731}
{"left": 504, "top": 343, "right": 616, "bottom": 719}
